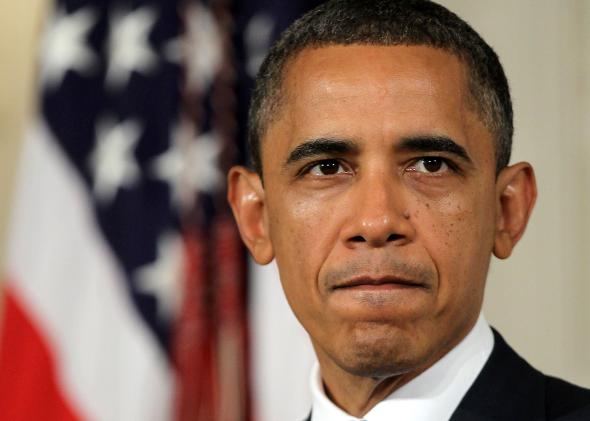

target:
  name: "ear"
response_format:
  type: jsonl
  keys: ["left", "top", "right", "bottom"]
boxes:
{"left": 493, "top": 162, "right": 537, "bottom": 259}
{"left": 227, "top": 166, "right": 274, "bottom": 265}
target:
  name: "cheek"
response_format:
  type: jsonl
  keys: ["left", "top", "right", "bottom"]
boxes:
{"left": 412, "top": 189, "right": 495, "bottom": 304}
{"left": 416, "top": 183, "right": 495, "bottom": 247}
{"left": 270, "top": 189, "right": 345, "bottom": 259}
{"left": 271, "top": 198, "right": 324, "bottom": 261}
{"left": 267, "top": 193, "right": 341, "bottom": 313}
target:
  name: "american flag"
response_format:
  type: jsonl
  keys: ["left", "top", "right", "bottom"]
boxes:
{"left": 0, "top": 0, "right": 321, "bottom": 420}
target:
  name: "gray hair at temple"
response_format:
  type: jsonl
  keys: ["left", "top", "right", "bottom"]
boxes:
{"left": 247, "top": 0, "right": 513, "bottom": 177}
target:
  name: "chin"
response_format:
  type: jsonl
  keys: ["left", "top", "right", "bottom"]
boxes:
{"left": 333, "top": 324, "right": 430, "bottom": 379}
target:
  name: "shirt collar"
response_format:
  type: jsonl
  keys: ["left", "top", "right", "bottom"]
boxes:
{"left": 310, "top": 313, "right": 494, "bottom": 421}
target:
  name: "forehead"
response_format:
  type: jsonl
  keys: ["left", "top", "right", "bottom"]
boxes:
{"left": 283, "top": 44, "right": 471, "bottom": 124}
{"left": 261, "top": 44, "right": 492, "bottom": 169}
{"left": 286, "top": 44, "right": 468, "bottom": 93}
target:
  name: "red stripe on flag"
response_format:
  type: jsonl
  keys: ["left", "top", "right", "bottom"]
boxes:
{"left": 173, "top": 233, "right": 219, "bottom": 421}
{"left": 0, "top": 284, "right": 82, "bottom": 421}
{"left": 214, "top": 216, "right": 251, "bottom": 421}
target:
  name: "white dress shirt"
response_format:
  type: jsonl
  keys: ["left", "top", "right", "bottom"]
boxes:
{"left": 310, "top": 313, "right": 494, "bottom": 421}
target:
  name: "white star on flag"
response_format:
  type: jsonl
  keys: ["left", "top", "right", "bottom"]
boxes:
{"left": 152, "top": 124, "right": 223, "bottom": 210}
{"left": 151, "top": 123, "right": 192, "bottom": 209}
{"left": 192, "top": 132, "right": 224, "bottom": 194}
{"left": 135, "top": 232, "right": 184, "bottom": 322}
{"left": 41, "top": 6, "right": 97, "bottom": 89}
{"left": 90, "top": 118, "right": 141, "bottom": 204}
{"left": 106, "top": 6, "right": 157, "bottom": 89}
{"left": 164, "top": 3, "right": 222, "bottom": 91}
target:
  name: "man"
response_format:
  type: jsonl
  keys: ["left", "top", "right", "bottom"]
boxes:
{"left": 228, "top": 0, "right": 590, "bottom": 419}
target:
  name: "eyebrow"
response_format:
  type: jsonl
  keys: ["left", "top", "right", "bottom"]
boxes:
{"left": 396, "top": 135, "right": 473, "bottom": 164}
{"left": 283, "top": 134, "right": 473, "bottom": 169}
{"left": 284, "top": 137, "right": 358, "bottom": 167}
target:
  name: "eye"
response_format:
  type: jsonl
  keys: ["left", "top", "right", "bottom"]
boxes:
{"left": 409, "top": 157, "right": 450, "bottom": 174}
{"left": 306, "top": 159, "right": 350, "bottom": 176}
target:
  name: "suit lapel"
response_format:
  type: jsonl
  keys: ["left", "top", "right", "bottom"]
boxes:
{"left": 450, "top": 329, "right": 546, "bottom": 421}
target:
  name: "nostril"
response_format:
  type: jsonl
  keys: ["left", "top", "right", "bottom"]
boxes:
{"left": 350, "top": 235, "right": 365, "bottom": 243}
{"left": 387, "top": 233, "right": 403, "bottom": 242}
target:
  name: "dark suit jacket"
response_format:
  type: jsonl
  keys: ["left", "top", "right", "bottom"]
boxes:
{"left": 305, "top": 330, "right": 590, "bottom": 420}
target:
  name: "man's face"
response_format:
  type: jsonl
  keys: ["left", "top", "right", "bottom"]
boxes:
{"left": 259, "top": 45, "right": 499, "bottom": 379}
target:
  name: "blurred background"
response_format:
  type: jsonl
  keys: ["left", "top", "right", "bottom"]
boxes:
{"left": 0, "top": 1, "right": 588, "bottom": 420}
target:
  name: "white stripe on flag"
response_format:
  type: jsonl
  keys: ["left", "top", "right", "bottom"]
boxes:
{"left": 6, "top": 120, "right": 174, "bottom": 421}
{"left": 249, "top": 260, "right": 316, "bottom": 421}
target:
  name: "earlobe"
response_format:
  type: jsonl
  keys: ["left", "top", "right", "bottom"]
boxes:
{"left": 227, "top": 166, "right": 274, "bottom": 264}
{"left": 493, "top": 162, "right": 537, "bottom": 259}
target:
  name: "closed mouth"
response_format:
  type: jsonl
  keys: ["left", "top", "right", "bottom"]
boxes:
{"left": 332, "top": 276, "right": 429, "bottom": 291}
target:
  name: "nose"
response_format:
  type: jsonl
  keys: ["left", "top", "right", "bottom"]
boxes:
{"left": 341, "top": 171, "right": 414, "bottom": 248}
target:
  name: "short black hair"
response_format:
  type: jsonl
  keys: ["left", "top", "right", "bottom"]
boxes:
{"left": 248, "top": 0, "right": 513, "bottom": 176}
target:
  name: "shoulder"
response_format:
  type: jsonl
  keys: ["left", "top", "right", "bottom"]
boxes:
{"left": 545, "top": 375, "right": 590, "bottom": 420}
{"left": 452, "top": 329, "right": 590, "bottom": 420}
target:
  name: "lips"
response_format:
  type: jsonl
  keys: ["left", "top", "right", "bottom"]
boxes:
{"left": 331, "top": 275, "right": 428, "bottom": 291}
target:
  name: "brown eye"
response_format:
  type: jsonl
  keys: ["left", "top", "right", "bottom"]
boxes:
{"left": 423, "top": 158, "right": 442, "bottom": 172}
{"left": 309, "top": 160, "right": 346, "bottom": 176}
{"left": 413, "top": 157, "right": 448, "bottom": 174}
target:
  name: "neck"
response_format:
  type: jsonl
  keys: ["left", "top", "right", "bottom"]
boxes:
{"left": 316, "top": 354, "right": 429, "bottom": 417}
{"left": 314, "top": 316, "right": 480, "bottom": 417}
